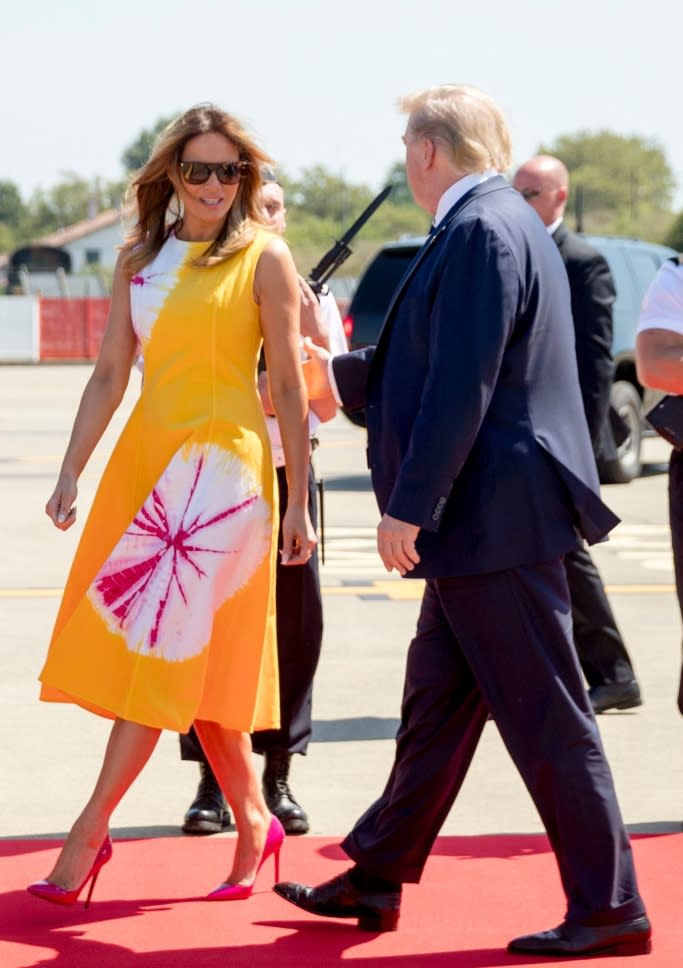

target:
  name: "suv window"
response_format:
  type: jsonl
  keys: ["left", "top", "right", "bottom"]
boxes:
{"left": 583, "top": 236, "right": 674, "bottom": 361}
{"left": 346, "top": 243, "right": 420, "bottom": 348}
{"left": 347, "top": 234, "right": 674, "bottom": 351}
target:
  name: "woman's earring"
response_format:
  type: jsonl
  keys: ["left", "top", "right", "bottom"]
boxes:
{"left": 168, "top": 192, "right": 184, "bottom": 222}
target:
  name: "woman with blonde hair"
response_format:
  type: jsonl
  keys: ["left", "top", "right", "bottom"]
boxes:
{"left": 27, "top": 103, "right": 316, "bottom": 906}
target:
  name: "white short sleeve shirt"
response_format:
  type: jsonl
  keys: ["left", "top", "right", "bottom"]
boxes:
{"left": 637, "top": 259, "right": 683, "bottom": 336}
{"left": 266, "top": 290, "right": 349, "bottom": 467}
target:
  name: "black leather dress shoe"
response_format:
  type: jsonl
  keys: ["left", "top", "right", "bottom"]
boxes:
{"left": 589, "top": 679, "right": 642, "bottom": 714}
{"left": 508, "top": 915, "right": 652, "bottom": 957}
{"left": 273, "top": 871, "right": 401, "bottom": 932}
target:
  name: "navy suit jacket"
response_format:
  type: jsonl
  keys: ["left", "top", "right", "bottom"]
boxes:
{"left": 332, "top": 176, "right": 619, "bottom": 578}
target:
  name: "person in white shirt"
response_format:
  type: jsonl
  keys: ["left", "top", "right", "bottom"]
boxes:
{"left": 180, "top": 175, "right": 347, "bottom": 835}
{"left": 636, "top": 255, "right": 683, "bottom": 715}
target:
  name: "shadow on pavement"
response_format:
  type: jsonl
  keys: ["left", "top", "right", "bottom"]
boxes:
{"left": 312, "top": 716, "right": 400, "bottom": 742}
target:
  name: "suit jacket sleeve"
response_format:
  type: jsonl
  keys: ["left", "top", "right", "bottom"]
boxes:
{"left": 385, "top": 219, "right": 518, "bottom": 530}
{"left": 330, "top": 347, "right": 374, "bottom": 412}
{"left": 566, "top": 249, "right": 616, "bottom": 449}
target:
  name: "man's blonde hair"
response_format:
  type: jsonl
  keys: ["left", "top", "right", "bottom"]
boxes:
{"left": 399, "top": 84, "right": 512, "bottom": 174}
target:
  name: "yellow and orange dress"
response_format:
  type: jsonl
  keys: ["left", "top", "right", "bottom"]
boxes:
{"left": 39, "top": 230, "right": 280, "bottom": 734}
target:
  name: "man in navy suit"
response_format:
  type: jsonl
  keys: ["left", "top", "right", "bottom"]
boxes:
{"left": 513, "top": 154, "right": 642, "bottom": 715}
{"left": 274, "top": 85, "right": 650, "bottom": 957}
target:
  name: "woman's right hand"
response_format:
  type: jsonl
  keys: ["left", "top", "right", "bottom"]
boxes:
{"left": 46, "top": 471, "right": 78, "bottom": 530}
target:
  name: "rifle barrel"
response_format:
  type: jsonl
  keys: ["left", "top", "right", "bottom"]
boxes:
{"left": 338, "top": 185, "right": 392, "bottom": 245}
{"left": 307, "top": 185, "right": 393, "bottom": 289}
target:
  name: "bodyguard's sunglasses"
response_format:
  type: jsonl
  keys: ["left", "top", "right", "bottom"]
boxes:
{"left": 179, "top": 160, "right": 249, "bottom": 185}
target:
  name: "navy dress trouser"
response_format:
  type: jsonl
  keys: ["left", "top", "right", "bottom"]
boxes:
{"left": 342, "top": 557, "right": 645, "bottom": 926}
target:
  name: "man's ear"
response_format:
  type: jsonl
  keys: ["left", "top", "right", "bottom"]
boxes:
{"left": 422, "top": 137, "right": 436, "bottom": 168}
{"left": 556, "top": 185, "right": 568, "bottom": 206}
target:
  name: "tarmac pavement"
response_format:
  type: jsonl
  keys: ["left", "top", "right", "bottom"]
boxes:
{"left": 1, "top": 364, "right": 681, "bottom": 846}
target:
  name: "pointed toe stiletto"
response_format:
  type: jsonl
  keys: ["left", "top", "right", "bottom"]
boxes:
{"left": 207, "top": 814, "right": 284, "bottom": 901}
{"left": 27, "top": 835, "right": 113, "bottom": 909}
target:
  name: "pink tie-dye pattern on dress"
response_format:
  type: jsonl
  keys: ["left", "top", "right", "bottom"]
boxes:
{"left": 89, "top": 444, "right": 271, "bottom": 662}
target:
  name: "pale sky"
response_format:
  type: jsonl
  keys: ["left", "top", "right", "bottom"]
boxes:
{"left": 3, "top": 0, "right": 683, "bottom": 206}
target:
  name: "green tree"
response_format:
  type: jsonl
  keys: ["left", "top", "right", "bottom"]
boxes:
{"left": 17, "top": 172, "right": 92, "bottom": 238}
{"left": 384, "top": 161, "right": 413, "bottom": 205}
{"left": 0, "top": 180, "right": 25, "bottom": 229}
{"left": 285, "top": 166, "right": 373, "bottom": 224}
{"left": 664, "top": 210, "right": 683, "bottom": 252}
{"left": 537, "top": 131, "right": 675, "bottom": 238}
{"left": 0, "top": 180, "right": 26, "bottom": 251}
{"left": 121, "top": 114, "right": 178, "bottom": 172}
{"left": 0, "top": 221, "right": 14, "bottom": 254}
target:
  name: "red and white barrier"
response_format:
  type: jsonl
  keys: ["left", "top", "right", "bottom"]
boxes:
{"left": 0, "top": 297, "right": 110, "bottom": 362}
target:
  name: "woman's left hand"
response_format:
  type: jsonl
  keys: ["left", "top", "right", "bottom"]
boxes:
{"left": 280, "top": 504, "right": 317, "bottom": 566}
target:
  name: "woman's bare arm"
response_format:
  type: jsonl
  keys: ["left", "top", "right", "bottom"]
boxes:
{"left": 46, "top": 252, "right": 137, "bottom": 530}
{"left": 254, "top": 237, "right": 316, "bottom": 563}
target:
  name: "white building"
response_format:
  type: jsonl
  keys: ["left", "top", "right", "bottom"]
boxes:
{"left": 36, "top": 208, "right": 127, "bottom": 272}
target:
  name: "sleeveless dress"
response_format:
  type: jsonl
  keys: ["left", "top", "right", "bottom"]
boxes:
{"left": 38, "top": 230, "right": 280, "bottom": 734}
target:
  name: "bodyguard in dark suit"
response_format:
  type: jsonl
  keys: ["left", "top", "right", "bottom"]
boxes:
{"left": 513, "top": 155, "right": 642, "bottom": 715}
{"left": 274, "top": 85, "right": 650, "bottom": 958}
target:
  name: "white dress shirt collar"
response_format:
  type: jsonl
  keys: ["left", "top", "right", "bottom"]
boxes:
{"left": 547, "top": 216, "right": 563, "bottom": 236}
{"left": 433, "top": 170, "right": 498, "bottom": 227}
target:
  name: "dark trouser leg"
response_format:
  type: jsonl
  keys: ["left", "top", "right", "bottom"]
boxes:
{"left": 252, "top": 464, "right": 323, "bottom": 756}
{"left": 254, "top": 464, "right": 321, "bottom": 834}
{"left": 342, "top": 579, "right": 490, "bottom": 883}
{"left": 669, "top": 451, "right": 683, "bottom": 715}
{"left": 343, "top": 561, "right": 645, "bottom": 926}
{"left": 565, "top": 545, "right": 635, "bottom": 686}
{"left": 180, "top": 726, "right": 206, "bottom": 762}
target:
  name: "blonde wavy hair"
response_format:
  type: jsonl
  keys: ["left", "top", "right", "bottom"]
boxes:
{"left": 122, "top": 104, "right": 274, "bottom": 276}
{"left": 399, "top": 84, "right": 512, "bottom": 174}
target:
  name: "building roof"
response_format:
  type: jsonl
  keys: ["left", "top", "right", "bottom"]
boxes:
{"left": 36, "top": 208, "right": 125, "bottom": 247}
{"left": 0, "top": 207, "right": 133, "bottom": 275}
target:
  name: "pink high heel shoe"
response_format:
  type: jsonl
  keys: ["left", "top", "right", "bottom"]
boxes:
{"left": 27, "top": 835, "right": 113, "bottom": 908}
{"left": 207, "top": 814, "right": 284, "bottom": 900}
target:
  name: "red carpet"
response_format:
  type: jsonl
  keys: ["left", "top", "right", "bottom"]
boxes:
{"left": 1, "top": 833, "right": 680, "bottom": 967}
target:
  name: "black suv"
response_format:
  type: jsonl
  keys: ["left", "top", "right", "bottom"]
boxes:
{"left": 343, "top": 234, "right": 676, "bottom": 483}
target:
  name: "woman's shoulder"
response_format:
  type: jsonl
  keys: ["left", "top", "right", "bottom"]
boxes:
{"left": 250, "top": 225, "right": 280, "bottom": 252}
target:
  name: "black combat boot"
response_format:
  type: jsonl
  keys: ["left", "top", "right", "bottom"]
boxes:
{"left": 182, "top": 761, "right": 232, "bottom": 835}
{"left": 262, "top": 749, "right": 309, "bottom": 835}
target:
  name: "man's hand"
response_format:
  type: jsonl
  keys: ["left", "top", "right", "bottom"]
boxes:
{"left": 298, "top": 277, "right": 330, "bottom": 349}
{"left": 377, "top": 513, "right": 420, "bottom": 575}
{"left": 301, "top": 337, "right": 334, "bottom": 400}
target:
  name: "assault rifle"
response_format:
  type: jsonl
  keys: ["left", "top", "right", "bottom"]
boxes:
{"left": 307, "top": 185, "right": 392, "bottom": 295}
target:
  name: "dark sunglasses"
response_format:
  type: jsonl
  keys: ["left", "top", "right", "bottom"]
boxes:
{"left": 518, "top": 187, "right": 542, "bottom": 201}
{"left": 179, "top": 160, "right": 249, "bottom": 185}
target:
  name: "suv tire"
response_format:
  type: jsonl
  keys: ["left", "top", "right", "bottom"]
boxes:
{"left": 599, "top": 380, "right": 643, "bottom": 484}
